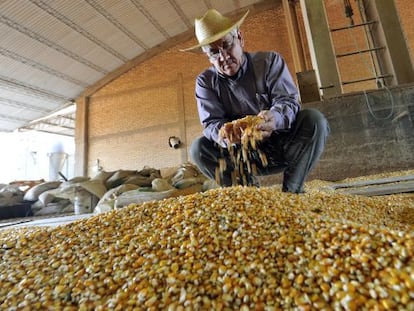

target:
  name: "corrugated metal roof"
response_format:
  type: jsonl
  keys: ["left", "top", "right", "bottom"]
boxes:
{"left": 0, "top": 0, "right": 265, "bottom": 136}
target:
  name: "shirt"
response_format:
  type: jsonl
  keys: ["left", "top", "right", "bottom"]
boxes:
{"left": 195, "top": 51, "right": 300, "bottom": 146}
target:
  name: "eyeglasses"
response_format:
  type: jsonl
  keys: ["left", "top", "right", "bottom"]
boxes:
{"left": 205, "top": 35, "right": 236, "bottom": 61}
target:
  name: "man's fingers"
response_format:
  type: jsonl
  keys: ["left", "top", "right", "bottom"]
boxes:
{"left": 261, "top": 131, "right": 272, "bottom": 138}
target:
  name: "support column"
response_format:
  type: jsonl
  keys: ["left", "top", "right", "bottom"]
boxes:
{"left": 177, "top": 73, "right": 188, "bottom": 163}
{"left": 284, "top": 0, "right": 320, "bottom": 103}
{"left": 74, "top": 96, "right": 89, "bottom": 177}
{"left": 282, "top": 0, "right": 307, "bottom": 73}
{"left": 300, "top": 0, "right": 342, "bottom": 98}
{"left": 362, "top": 0, "right": 414, "bottom": 85}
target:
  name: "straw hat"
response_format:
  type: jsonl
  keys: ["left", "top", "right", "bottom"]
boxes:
{"left": 180, "top": 9, "right": 249, "bottom": 52}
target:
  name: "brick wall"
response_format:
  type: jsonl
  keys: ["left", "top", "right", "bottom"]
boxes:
{"left": 85, "top": 0, "right": 413, "bottom": 179}
{"left": 325, "top": 0, "right": 378, "bottom": 93}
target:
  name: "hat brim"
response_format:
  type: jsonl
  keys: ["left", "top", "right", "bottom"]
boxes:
{"left": 180, "top": 10, "right": 249, "bottom": 52}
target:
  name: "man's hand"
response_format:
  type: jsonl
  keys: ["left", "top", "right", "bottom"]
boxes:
{"left": 219, "top": 122, "right": 242, "bottom": 145}
{"left": 257, "top": 110, "right": 276, "bottom": 138}
{"left": 219, "top": 114, "right": 272, "bottom": 146}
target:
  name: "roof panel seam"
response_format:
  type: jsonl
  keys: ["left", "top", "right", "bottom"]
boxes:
{"left": 85, "top": 0, "right": 149, "bottom": 50}
{"left": 0, "top": 47, "right": 89, "bottom": 87}
{"left": 0, "top": 113, "right": 31, "bottom": 123}
{"left": 0, "top": 75, "right": 71, "bottom": 102}
{"left": 130, "top": 0, "right": 170, "bottom": 39}
{"left": 0, "top": 14, "right": 108, "bottom": 74}
{"left": 0, "top": 96, "right": 51, "bottom": 113}
{"left": 168, "top": 0, "right": 193, "bottom": 28}
{"left": 203, "top": 0, "right": 213, "bottom": 9}
{"left": 29, "top": 0, "right": 129, "bottom": 62}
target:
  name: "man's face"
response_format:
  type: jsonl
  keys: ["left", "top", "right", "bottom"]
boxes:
{"left": 203, "top": 31, "right": 245, "bottom": 77}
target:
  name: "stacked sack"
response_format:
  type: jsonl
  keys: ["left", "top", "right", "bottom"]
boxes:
{"left": 4, "top": 163, "right": 217, "bottom": 217}
{"left": 94, "top": 163, "right": 218, "bottom": 214}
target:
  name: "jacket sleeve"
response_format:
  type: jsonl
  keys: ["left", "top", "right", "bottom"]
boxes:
{"left": 264, "top": 52, "right": 300, "bottom": 131}
{"left": 195, "top": 72, "right": 228, "bottom": 147}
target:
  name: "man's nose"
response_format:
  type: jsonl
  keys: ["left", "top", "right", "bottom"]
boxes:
{"left": 218, "top": 48, "right": 229, "bottom": 59}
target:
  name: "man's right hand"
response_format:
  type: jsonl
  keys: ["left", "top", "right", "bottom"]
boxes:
{"left": 219, "top": 122, "right": 242, "bottom": 145}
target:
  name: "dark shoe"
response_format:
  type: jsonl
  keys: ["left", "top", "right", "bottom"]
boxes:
{"left": 247, "top": 175, "right": 260, "bottom": 187}
{"left": 282, "top": 188, "right": 305, "bottom": 194}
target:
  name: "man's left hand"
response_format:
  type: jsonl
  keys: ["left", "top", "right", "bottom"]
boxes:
{"left": 257, "top": 110, "right": 276, "bottom": 138}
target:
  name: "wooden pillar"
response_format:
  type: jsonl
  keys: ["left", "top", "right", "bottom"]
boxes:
{"left": 74, "top": 96, "right": 89, "bottom": 177}
{"left": 300, "top": 0, "right": 342, "bottom": 98}
{"left": 362, "top": 0, "right": 414, "bottom": 85}
{"left": 177, "top": 73, "right": 188, "bottom": 163}
{"left": 283, "top": 0, "right": 320, "bottom": 103}
{"left": 282, "top": 0, "right": 307, "bottom": 73}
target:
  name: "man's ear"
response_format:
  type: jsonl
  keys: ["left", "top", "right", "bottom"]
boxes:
{"left": 238, "top": 30, "right": 245, "bottom": 48}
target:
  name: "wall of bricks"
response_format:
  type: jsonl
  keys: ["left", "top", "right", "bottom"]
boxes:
{"left": 325, "top": 0, "right": 378, "bottom": 93}
{"left": 85, "top": 0, "right": 413, "bottom": 180}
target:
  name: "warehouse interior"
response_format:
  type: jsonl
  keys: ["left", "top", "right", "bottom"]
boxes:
{"left": 0, "top": 0, "right": 412, "bottom": 179}
{"left": 1, "top": 0, "right": 414, "bottom": 309}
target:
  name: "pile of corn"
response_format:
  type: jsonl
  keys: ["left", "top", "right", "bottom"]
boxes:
{"left": 1, "top": 186, "right": 414, "bottom": 310}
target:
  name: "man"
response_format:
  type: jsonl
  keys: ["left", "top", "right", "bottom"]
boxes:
{"left": 182, "top": 9, "right": 329, "bottom": 193}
